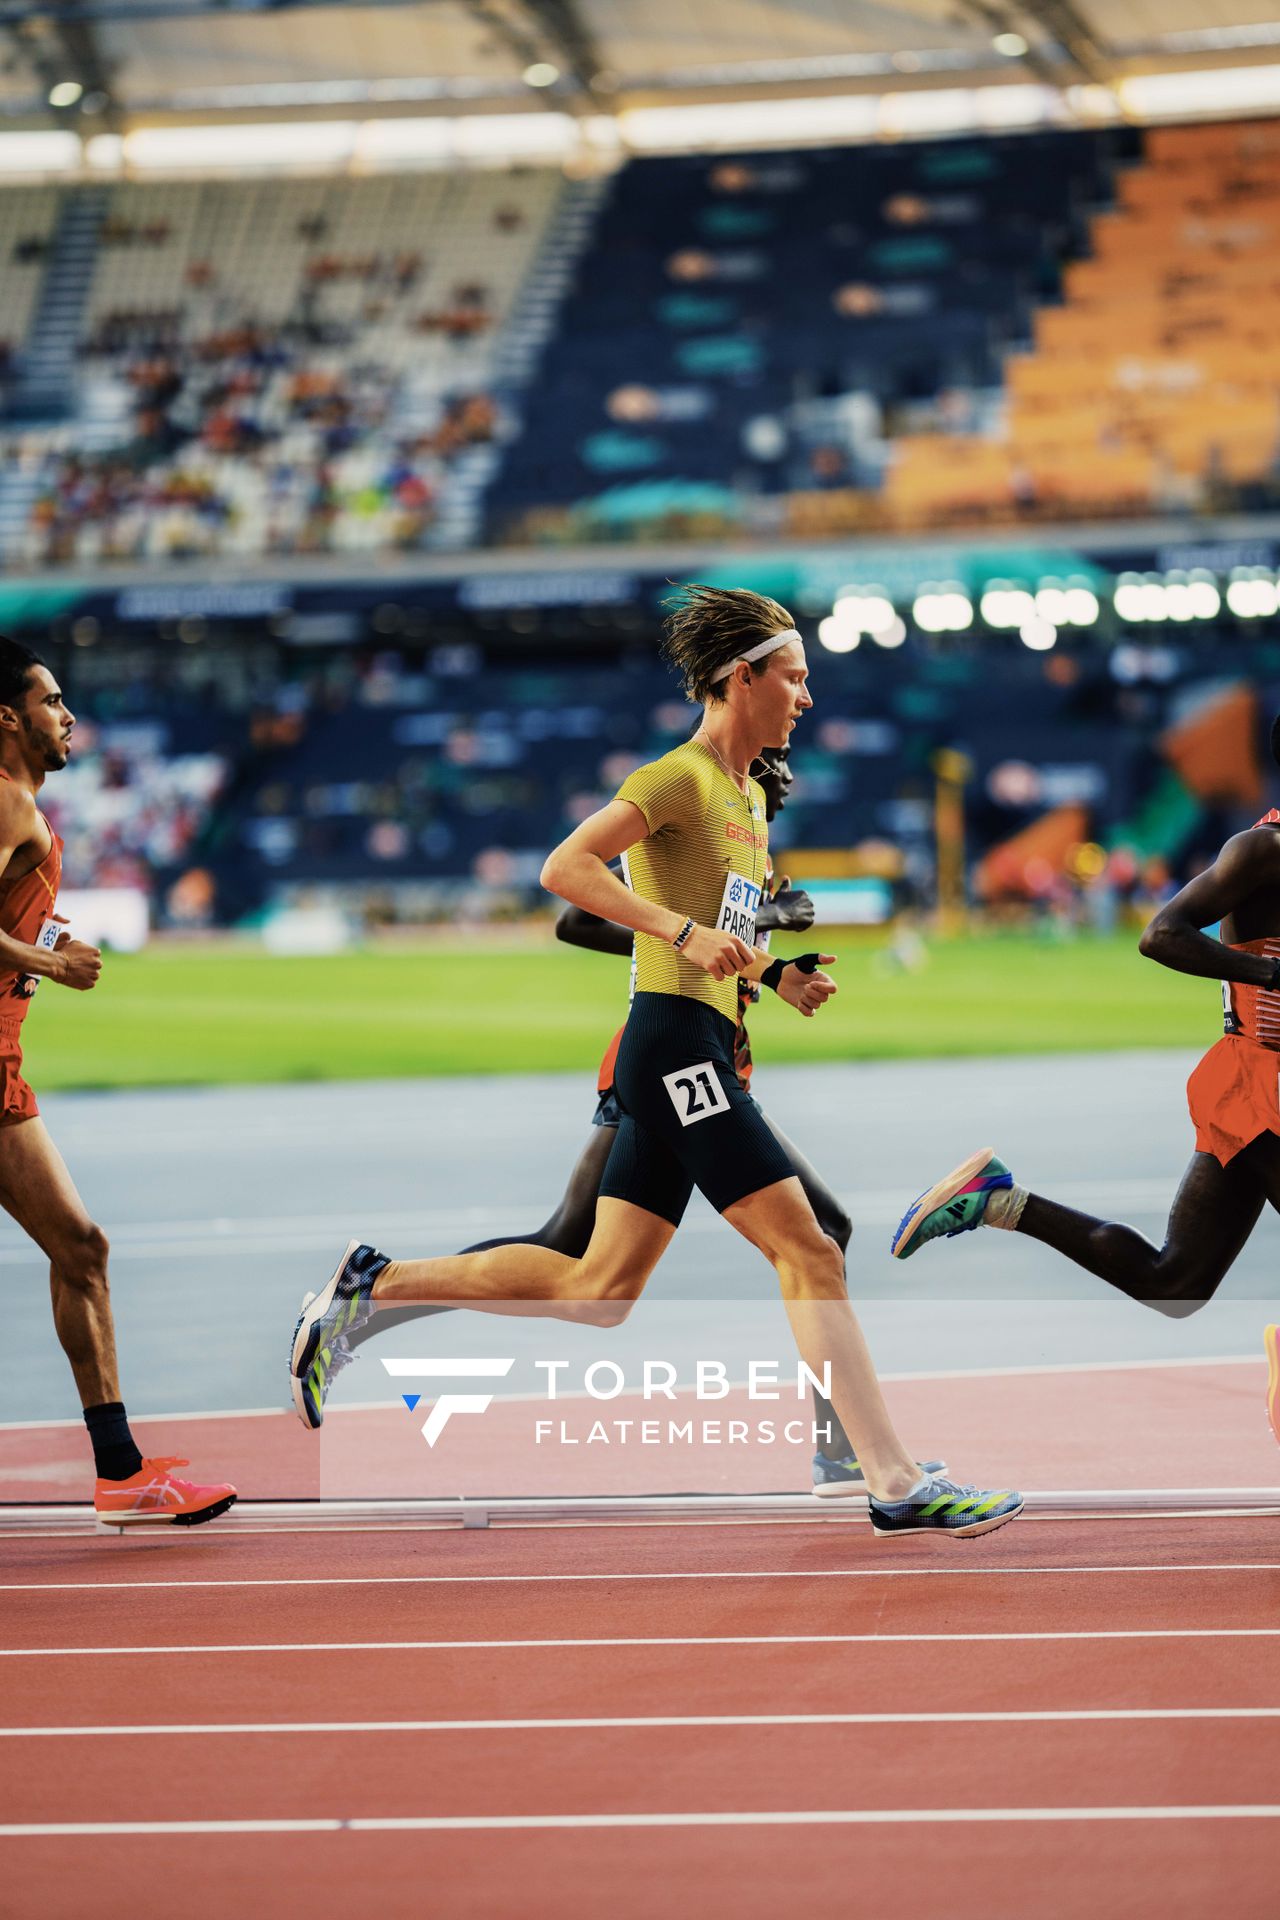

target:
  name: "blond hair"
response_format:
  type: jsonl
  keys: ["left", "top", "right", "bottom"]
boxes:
{"left": 662, "top": 583, "right": 795, "bottom": 705}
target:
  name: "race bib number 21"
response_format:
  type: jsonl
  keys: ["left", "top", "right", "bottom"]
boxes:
{"left": 663, "top": 1061, "right": 731, "bottom": 1127}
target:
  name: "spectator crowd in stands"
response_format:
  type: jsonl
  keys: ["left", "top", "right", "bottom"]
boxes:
{"left": 24, "top": 294, "right": 500, "bottom": 563}
{"left": 1, "top": 174, "right": 550, "bottom": 565}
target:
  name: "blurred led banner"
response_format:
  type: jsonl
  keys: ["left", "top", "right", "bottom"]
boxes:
{"left": 793, "top": 878, "right": 892, "bottom": 925}
{"left": 58, "top": 887, "right": 148, "bottom": 954}
{"left": 1, "top": 529, "right": 1278, "bottom": 636}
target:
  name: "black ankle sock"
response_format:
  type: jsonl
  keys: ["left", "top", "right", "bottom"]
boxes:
{"left": 84, "top": 1401, "right": 144, "bottom": 1480}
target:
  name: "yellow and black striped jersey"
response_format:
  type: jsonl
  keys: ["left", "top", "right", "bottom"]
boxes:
{"left": 615, "top": 738, "right": 769, "bottom": 1022}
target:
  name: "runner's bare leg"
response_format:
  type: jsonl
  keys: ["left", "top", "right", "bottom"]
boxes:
{"left": 725, "top": 1175, "right": 921, "bottom": 1500}
{"left": 759, "top": 1113, "right": 853, "bottom": 1454}
{"left": 353, "top": 1128, "right": 614, "bottom": 1347}
{"left": 372, "top": 1195, "right": 676, "bottom": 1327}
{"left": 1012, "top": 1145, "right": 1267, "bottom": 1315}
{"left": 0, "top": 1116, "right": 119, "bottom": 1405}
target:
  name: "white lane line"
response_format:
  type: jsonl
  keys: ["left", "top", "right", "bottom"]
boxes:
{"left": 5, "top": 1563, "right": 1280, "bottom": 1593}
{"left": 4, "top": 1629, "right": 1279, "bottom": 1658}
{"left": 0, "top": 1179, "right": 1192, "bottom": 1266}
{"left": 3, "top": 1709, "right": 1279, "bottom": 1737}
{"left": 2, "top": 1806, "right": 1279, "bottom": 1836}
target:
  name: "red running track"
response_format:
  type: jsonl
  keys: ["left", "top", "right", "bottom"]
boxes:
{"left": 1, "top": 1516, "right": 1279, "bottom": 1917}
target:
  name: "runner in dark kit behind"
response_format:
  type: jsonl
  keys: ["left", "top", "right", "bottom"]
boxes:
{"left": 0, "top": 637, "right": 236, "bottom": 1526}
{"left": 893, "top": 710, "right": 1280, "bottom": 1447}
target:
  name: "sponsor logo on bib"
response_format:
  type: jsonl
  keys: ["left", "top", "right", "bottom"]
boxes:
{"left": 717, "top": 869, "right": 761, "bottom": 948}
{"left": 16, "top": 914, "right": 61, "bottom": 999}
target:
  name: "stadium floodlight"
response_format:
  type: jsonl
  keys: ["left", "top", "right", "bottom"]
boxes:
{"left": 1034, "top": 583, "right": 1070, "bottom": 626}
{"left": 1158, "top": 569, "right": 1219, "bottom": 622}
{"left": 1019, "top": 617, "right": 1057, "bottom": 651}
{"left": 872, "top": 616, "right": 907, "bottom": 649}
{"left": 912, "top": 582, "right": 973, "bottom": 632}
{"left": 1161, "top": 573, "right": 1197, "bottom": 622}
{"left": 993, "top": 33, "right": 1029, "bottom": 57}
{"left": 1063, "top": 584, "right": 1100, "bottom": 626}
{"left": 48, "top": 81, "right": 84, "bottom": 109}
{"left": 818, "top": 615, "right": 860, "bottom": 653}
{"left": 829, "top": 587, "right": 899, "bottom": 641}
{"left": 1114, "top": 571, "right": 1170, "bottom": 622}
{"left": 1138, "top": 578, "right": 1169, "bottom": 621}
{"left": 1037, "top": 577, "right": 1099, "bottom": 627}
{"left": 980, "top": 582, "right": 1035, "bottom": 628}
{"left": 1186, "top": 570, "right": 1221, "bottom": 619}
{"left": 522, "top": 63, "right": 561, "bottom": 88}
{"left": 0, "top": 131, "right": 80, "bottom": 173}
{"left": 125, "top": 121, "right": 359, "bottom": 169}
{"left": 858, "top": 592, "right": 898, "bottom": 634}
{"left": 1225, "top": 568, "right": 1280, "bottom": 619}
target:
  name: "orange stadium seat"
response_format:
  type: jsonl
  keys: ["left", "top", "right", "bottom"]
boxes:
{"left": 929, "top": 126, "right": 1280, "bottom": 516}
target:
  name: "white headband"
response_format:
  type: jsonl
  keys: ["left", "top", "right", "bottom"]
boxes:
{"left": 709, "top": 627, "right": 802, "bottom": 684}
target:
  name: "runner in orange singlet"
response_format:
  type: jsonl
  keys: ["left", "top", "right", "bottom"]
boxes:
{"left": 0, "top": 637, "right": 236, "bottom": 1525}
{"left": 893, "top": 714, "right": 1280, "bottom": 1447}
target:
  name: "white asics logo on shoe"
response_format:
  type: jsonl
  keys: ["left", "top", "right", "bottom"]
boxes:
{"left": 381, "top": 1358, "right": 515, "bottom": 1446}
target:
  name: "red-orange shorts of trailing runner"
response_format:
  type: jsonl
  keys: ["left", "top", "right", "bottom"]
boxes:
{"left": 1186, "top": 1033, "right": 1280, "bottom": 1166}
{"left": 0, "top": 1015, "right": 38, "bottom": 1129}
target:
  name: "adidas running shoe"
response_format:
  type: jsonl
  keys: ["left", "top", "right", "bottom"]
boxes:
{"left": 290, "top": 1239, "right": 388, "bottom": 1429}
{"left": 1265, "top": 1324, "right": 1279, "bottom": 1450}
{"left": 891, "top": 1147, "right": 1013, "bottom": 1260}
{"left": 812, "top": 1450, "right": 947, "bottom": 1498}
{"left": 868, "top": 1470, "right": 1023, "bottom": 1539}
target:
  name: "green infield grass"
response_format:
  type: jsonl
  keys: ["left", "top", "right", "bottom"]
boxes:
{"left": 22, "top": 927, "right": 1217, "bottom": 1092}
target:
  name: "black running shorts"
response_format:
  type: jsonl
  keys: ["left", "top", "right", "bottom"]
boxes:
{"left": 598, "top": 991, "right": 797, "bottom": 1226}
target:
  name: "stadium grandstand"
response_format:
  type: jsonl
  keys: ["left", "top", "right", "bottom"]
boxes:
{"left": 4, "top": 7, "right": 1280, "bottom": 1914}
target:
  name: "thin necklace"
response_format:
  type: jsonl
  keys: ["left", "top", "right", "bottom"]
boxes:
{"left": 697, "top": 727, "right": 749, "bottom": 794}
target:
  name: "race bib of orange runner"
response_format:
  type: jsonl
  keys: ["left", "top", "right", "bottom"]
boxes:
{"left": 16, "top": 914, "right": 64, "bottom": 999}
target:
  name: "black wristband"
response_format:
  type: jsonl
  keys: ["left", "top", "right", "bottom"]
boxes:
{"left": 761, "top": 952, "right": 822, "bottom": 992}
{"left": 1267, "top": 957, "right": 1280, "bottom": 993}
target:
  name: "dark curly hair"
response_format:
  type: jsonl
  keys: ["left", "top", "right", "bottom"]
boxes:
{"left": 0, "top": 636, "right": 42, "bottom": 712}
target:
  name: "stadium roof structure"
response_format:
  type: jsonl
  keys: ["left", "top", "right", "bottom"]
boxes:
{"left": 1, "top": 0, "right": 1280, "bottom": 149}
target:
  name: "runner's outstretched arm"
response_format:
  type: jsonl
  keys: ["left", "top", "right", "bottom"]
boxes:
{"left": 1139, "top": 830, "right": 1280, "bottom": 985}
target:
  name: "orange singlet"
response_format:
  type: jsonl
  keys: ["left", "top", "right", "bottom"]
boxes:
{"left": 0, "top": 769, "right": 64, "bottom": 1127}
{"left": 1186, "top": 807, "right": 1280, "bottom": 1165}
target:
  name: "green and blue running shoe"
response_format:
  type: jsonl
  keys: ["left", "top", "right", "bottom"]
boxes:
{"left": 290, "top": 1239, "right": 388, "bottom": 1429}
{"left": 869, "top": 1470, "right": 1023, "bottom": 1539}
{"left": 890, "top": 1146, "right": 1013, "bottom": 1260}
{"left": 812, "top": 1450, "right": 947, "bottom": 1498}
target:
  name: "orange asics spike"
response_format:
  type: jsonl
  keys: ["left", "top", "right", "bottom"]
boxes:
{"left": 94, "top": 1457, "right": 237, "bottom": 1529}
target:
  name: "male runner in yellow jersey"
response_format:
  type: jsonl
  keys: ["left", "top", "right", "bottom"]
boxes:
{"left": 290, "top": 586, "right": 1021, "bottom": 1537}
